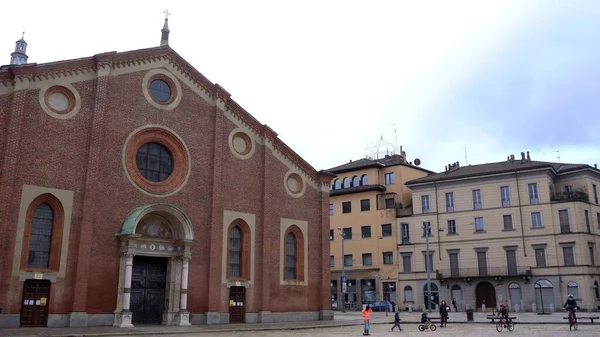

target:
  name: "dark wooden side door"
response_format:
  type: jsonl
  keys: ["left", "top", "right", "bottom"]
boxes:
{"left": 130, "top": 256, "right": 167, "bottom": 324}
{"left": 475, "top": 281, "right": 497, "bottom": 310}
{"left": 229, "top": 286, "right": 246, "bottom": 323}
{"left": 20, "top": 279, "right": 51, "bottom": 327}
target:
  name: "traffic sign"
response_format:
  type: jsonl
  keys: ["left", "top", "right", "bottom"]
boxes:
{"left": 341, "top": 275, "right": 347, "bottom": 282}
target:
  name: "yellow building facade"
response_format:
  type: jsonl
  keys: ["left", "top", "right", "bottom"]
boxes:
{"left": 328, "top": 153, "right": 432, "bottom": 311}
{"left": 398, "top": 152, "right": 600, "bottom": 313}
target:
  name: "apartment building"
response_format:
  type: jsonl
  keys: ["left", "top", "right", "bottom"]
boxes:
{"left": 328, "top": 152, "right": 433, "bottom": 310}
{"left": 397, "top": 152, "right": 600, "bottom": 313}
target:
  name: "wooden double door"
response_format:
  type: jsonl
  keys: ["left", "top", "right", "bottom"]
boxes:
{"left": 20, "top": 279, "right": 51, "bottom": 327}
{"left": 130, "top": 256, "right": 168, "bottom": 324}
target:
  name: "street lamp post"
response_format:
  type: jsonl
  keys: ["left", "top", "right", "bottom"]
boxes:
{"left": 424, "top": 222, "right": 432, "bottom": 313}
{"left": 338, "top": 227, "right": 346, "bottom": 313}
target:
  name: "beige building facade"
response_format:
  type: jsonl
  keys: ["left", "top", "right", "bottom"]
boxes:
{"left": 328, "top": 153, "right": 432, "bottom": 311}
{"left": 398, "top": 152, "right": 600, "bottom": 313}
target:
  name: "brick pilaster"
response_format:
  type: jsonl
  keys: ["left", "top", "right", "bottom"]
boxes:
{"left": 0, "top": 73, "right": 30, "bottom": 307}
{"left": 71, "top": 58, "right": 111, "bottom": 312}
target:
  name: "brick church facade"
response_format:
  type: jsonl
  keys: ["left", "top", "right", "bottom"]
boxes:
{"left": 0, "top": 19, "right": 333, "bottom": 328}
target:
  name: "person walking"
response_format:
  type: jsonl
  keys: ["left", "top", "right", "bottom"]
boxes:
{"left": 440, "top": 300, "right": 449, "bottom": 327}
{"left": 391, "top": 312, "right": 402, "bottom": 331}
{"left": 452, "top": 298, "right": 458, "bottom": 312}
{"left": 362, "top": 304, "right": 373, "bottom": 336}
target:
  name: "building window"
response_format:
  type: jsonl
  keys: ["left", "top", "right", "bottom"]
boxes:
{"left": 447, "top": 220, "right": 456, "bottom": 234}
{"left": 585, "top": 210, "right": 591, "bottom": 233}
{"left": 362, "top": 253, "right": 373, "bottom": 266}
{"left": 501, "top": 186, "right": 511, "bottom": 207}
{"left": 404, "top": 286, "right": 413, "bottom": 302}
{"left": 329, "top": 203, "right": 334, "bottom": 216}
{"left": 472, "top": 189, "right": 482, "bottom": 209}
{"left": 330, "top": 255, "right": 335, "bottom": 267}
{"left": 136, "top": 142, "right": 174, "bottom": 182}
{"left": 528, "top": 183, "right": 539, "bottom": 204}
{"left": 445, "top": 192, "right": 455, "bottom": 212}
{"left": 562, "top": 246, "right": 575, "bottom": 266}
{"left": 228, "top": 226, "right": 243, "bottom": 277}
{"left": 344, "top": 254, "right": 353, "bottom": 267}
{"left": 424, "top": 252, "right": 434, "bottom": 272}
{"left": 343, "top": 227, "right": 352, "bottom": 240}
{"left": 360, "top": 199, "right": 371, "bottom": 211}
{"left": 474, "top": 217, "right": 485, "bottom": 232}
{"left": 589, "top": 244, "right": 596, "bottom": 266}
{"left": 422, "top": 221, "right": 432, "bottom": 237}
{"left": 531, "top": 212, "right": 542, "bottom": 228}
{"left": 334, "top": 179, "right": 341, "bottom": 189}
{"left": 361, "top": 225, "right": 371, "bottom": 238}
{"left": 381, "top": 223, "right": 392, "bottom": 237}
{"left": 477, "top": 250, "right": 488, "bottom": 276}
{"left": 567, "top": 281, "right": 579, "bottom": 299}
{"left": 594, "top": 184, "right": 599, "bottom": 204}
{"left": 421, "top": 195, "right": 430, "bottom": 213}
{"left": 505, "top": 249, "right": 518, "bottom": 275}
{"left": 149, "top": 79, "right": 172, "bottom": 103}
{"left": 352, "top": 176, "right": 360, "bottom": 187}
{"left": 342, "top": 201, "right": 352, "bottom": 214}
{"left": 595, "top": 281, "right": 600, "bottom": 300}
{"left": 329, "top": 229, "right": 334, "bottom": 241}
{"left": 385, "top": 198, "right": 395, "bottom": 209}
{"left": 361, "top": 174, "right": 369, "bottom": 185}
{"left": 559, "top": 209, "right": 570, "bottom": 233}
{"left": 402, "top": 255, "right": 412, "bottom": 272}
{"left": 401, "top": 223, "right": 410, "bottom": 244}
{"left": 597, "top": 212, "right": 600, "bottom": 229}
{"left": 503, "top": 214, "right": 513, "bottom": 230}
{"left": 449, "top": 252, "right": 459, "bottom": 277}
{"left": 21, "top": 194, "right": 64, "bottom": 271}
{"left": 563, "top": 184, "right": 573, "bottom": 193}
{"left": 383, "top": 252, "right": 394, "bottom": 265}
{"left": 284, "top": 225, "right": 304, "bottom": 281}
{"left": 534, "top": 247, "right": 546, "bottom": 267}
{"left": 384, "top": 172, "right": 395, "bottom": 185}
{"left": 343, "top": 177, "right": 350, "bottom": 188}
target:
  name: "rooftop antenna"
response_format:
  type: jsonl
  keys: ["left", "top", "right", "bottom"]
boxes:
{"left": 553, "top": 150, "right": 561, "bottom": 163}
{"left": 463, "top": 147, "right": 468, "bottom": 165}
{"left": 391, "top": 123, "right": 398, "bottom": 154}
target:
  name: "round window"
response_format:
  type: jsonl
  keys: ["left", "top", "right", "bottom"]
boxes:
{"left": 136, "top": 142, "right": 173, "bottom": 182}
{"left": 149, "top": 79, "right": 172, "bottom": 103}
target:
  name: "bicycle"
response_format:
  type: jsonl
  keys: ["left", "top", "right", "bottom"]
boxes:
{"left": 495, "top": 317, "right": 514, "bottom": 332}
{"left": 418, "top": 320, "right": 437, "bottom": 331}
{"left": 566, "top": 307, "right": 578, "bottom": 331}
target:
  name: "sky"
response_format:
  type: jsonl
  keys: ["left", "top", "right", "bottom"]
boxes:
{"left": 2, "top": 0, "right": 600, "bottom": 172}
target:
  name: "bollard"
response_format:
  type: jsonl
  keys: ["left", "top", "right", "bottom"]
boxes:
{"left": 422, "top": 304, "right": 426, "bottom": 312}
{"left": 482, "top": 304, "right": 486, "bottom": 313}
{"left": 515, "top": 304, "right": 520, "bottom": 312}
{"left": 409, "top": 305, "right": 413, "bottom": 313}
{"left": 466, "top": 303, "right": 470, "bottom": 310}
{"left": 532, "top": 303, "right": 536, "bottom": 312}
{"left": 550, "top": 304, "right": 555, "bottom": 312}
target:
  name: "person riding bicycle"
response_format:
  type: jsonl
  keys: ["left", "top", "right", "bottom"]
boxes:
{"left": 564, "top": 294, "right": 579, "bottom": 321}
{"left": 497, "top": 302, "right": 509, "bottom": 327}
{"left": 421, "top": 312, "right": 431, "bottom": 326}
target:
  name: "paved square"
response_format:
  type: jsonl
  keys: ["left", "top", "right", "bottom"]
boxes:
{"left": 169, "top": 323, "right": 597, "bottom": 337}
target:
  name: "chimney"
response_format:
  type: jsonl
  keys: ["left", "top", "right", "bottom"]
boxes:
{"left": 456, "top": 161, "right": 460, "bottom": 168}
{"left": 445, "top": 165, "right": 448, "bottom": 172}
{"left": 521, "top": 152, "right": 526, "bottom": 161}
{"left": 526, "top": 151, "right": 531, "bottom": 161}
{"left": 510, "top": 154, "right": 515, "bottom": 161}
{"left": 595, "top": 164, "right": 598, "bottom": 169}
{"left": 507, "top": 156, "right": 510, "bottom": 161}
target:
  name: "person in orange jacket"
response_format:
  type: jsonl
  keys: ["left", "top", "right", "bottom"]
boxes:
{"left": 362, "top": 304, "right": 373, "bottom": 336}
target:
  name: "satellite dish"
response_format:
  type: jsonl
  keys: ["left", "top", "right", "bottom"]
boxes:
{"left": 414, "top": 158, "right": 421, "bottom": 166}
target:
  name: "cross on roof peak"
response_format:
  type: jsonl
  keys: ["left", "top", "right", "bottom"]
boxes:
{"left": 164, "top": 10, "right": 171, "bottom": 19}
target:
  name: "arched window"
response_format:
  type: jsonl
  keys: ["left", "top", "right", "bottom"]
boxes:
{"left": 21, "top": 194, "right": 64, "bottom": 271}
{"left": 284, "top": 225, "right": 305, "bottom": 281}
{"left": 334, "top": 179, "right": 342, "bottom": 190}
{"left": 361, "top": 174, "right": 369, "bottom": 185}
{"left": 404, "top": 286, "right": 413, "bottom": 302}
{"left": 227, "top": 220, "right": 251, "bottom": 280}
{"left": 343, "top": 177, "right": 350, "bottom": 188}
{"left": 352, "top": 176, "right": 359, "bottom": 187}
{"left": 567, "top": 281, "right": 579, "bottom": 299}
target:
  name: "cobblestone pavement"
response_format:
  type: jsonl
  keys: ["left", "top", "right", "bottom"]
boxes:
{"left": 157, "top": 323, "right": 598, "bottom": 337}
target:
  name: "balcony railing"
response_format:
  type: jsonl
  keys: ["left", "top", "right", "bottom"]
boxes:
{"left": 551, "top": 190, "right": 589, "bottom": 202}
{"left": 396, "top": 206, "right": 413, "bottom": 217}
{"left": 436, "top": 266, "right": 531, "bottom": 280}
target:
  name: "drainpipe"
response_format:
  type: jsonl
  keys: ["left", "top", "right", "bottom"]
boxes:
{"left": 515, "top": 173, "right": 527, "bottom": 257}
{"left": 434, "top": 182, "right": 441, "bottom": 260}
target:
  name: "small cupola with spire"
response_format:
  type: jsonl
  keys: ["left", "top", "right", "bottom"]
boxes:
{"left": 160, "top": 10, "right": 171, "bottom": 46}
{"left": 10, "top": 32, "right": 28, "bottom": 65}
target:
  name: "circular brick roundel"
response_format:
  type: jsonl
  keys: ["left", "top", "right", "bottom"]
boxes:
{"left": 39, "top": 83, "right": 82, "bottom": 120}
{"left": 284, "top": 171, "right": 305, "bottom": 198}
{"left": 123, "top": 126, "right": 190, "bottom": 197}
{"left": 228, "top": 128, "right": 255, "bottom": 160}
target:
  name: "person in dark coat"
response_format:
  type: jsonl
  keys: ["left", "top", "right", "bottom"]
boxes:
{"left": 452, "top": 298, "right": 458, "bottom": 312}
{"left": 439, "top": 300, "right": 449, "bottom": 327}
{"left": 391, "top": 312, "right": 402, "bottom": 331}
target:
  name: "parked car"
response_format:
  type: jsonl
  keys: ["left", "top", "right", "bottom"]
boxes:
{"left": 370, "top": 300, "right": 391, "bottom": 312}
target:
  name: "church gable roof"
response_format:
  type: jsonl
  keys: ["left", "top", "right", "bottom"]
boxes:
{"left": 0, "top": 46, "right": 327, "bottom": 185}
